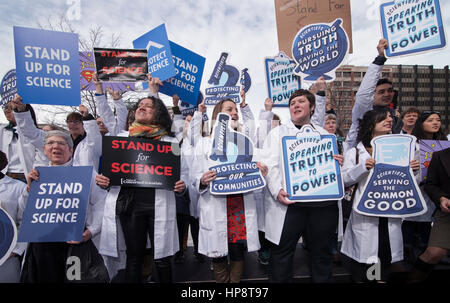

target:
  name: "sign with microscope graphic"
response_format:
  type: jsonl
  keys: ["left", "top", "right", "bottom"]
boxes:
{"left": 208, "top": 113, "right": 265, "bottom": 195}
{"left": 292, "top": 18, "right": 349, "bottom": 81}
{"left": 380, "top": 0, "right": 446, "bottom": 57}
{"left": 264, "top": 51, "right": 301, "bottom": 107}
{"left": 204, "top": 52, "right": 251, "bottom": 106}
{"left": 355, "top": 134, "right": 427, "bottom": 218}
{"left": 282, "top": 125, "right": 344, "bottom": 202}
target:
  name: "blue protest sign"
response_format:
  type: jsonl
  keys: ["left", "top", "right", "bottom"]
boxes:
{"left": 133, "top": 24, "right": 176, "bottom": 82}
{"left": 0, "top": 69, "right": 17, "bottom": 107}
{"left": 158, "top": 41, "right": 205, "bottom": 105}
{"left": 18, "top": 166, "right": 93, "bottom": 242}
{"left": 208, "top": 113, "right": 265, "bottom": 195}
{"left": 13, "top": 26, "right": 81, "bottom": 106}
{"left": 0, "top": 207, "right": 16, "bottom": 266}
{"left": 282, "top": 125, "right": 344, "bottom": 202}
{"left": 292, "top": 18, "right": 349, "bottom": 81}
{"left": 264, "top": 52, "right": 301, "bottom": 107}
{"left": 205, "top": 52, "right": 251, "bottom": 106}
{"left": 355, "top": 135, "right": 427, "bottom": 218}
{"left": 380, "top": 0, "right": 446, "bottom": 57}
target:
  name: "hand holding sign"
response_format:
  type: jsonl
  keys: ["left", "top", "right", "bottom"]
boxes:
{"left": 377, "top": 38, "right": 388, "bottom": 57}
{"left": 147, "top": 73, "right": 163, "bottom": 94}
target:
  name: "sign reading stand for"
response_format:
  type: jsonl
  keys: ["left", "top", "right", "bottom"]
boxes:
{"left": 208, "top": 113, "right": 265, "bottom": 195}
{"left": 354, "top": 135, "right": 427, "bottom": 218}
{"left": 282, "top": 125, "right": 344, "bottom": 202}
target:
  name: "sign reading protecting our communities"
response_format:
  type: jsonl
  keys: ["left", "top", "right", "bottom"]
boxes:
{"left": 102, "top": 136, "right": 180, "bottom": 189}
{"left": 380, "top": 0, "right": 446, "bottom": 57}
{"left": 13, "top": 26, "right": 81, "bottom": 106}
{"left": 264, "top": 52, "right": 301, "bottom": 107}
{"left": 158, "top": 41, "right": 206, "bottom": 106}
{"left": 355, "top": 135, "right": 427, "bottom": 218}
{"left": 205, "top": 52, "right": 251, "bottom": 106}
{"left": 282, "top": 125, "right": 344, "bottom": 202}
{"left": 133, "top": 23, "right": 177, "bottom": 82}
{"left": 0, "top": 207, "right": 17, "bottom": 266}
{"left": 419, "top": 139, "right": 450, "bottom": 182}
{"left": 79, "top": 52, "right": 135, "bottom": 91}
{"left": 0, "top": 69, "right": 17, "bottom": 106}
{"left": 292, "top": 18, "right": 349, "bottom": 81}
{"left": 18, "top": 166, "right": 93, "bottom": 243}
{"left": 94, "top": 48, "right": 148, "bottom": 82}
{"left": 208, "top": 113, "right": 266, "bottom": 195}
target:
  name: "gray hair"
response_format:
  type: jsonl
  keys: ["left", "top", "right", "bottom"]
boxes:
{"left": 44, "top": 130, "right": 73, "bottom": 149}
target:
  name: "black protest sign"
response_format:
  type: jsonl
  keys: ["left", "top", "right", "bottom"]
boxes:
{"left": 102, "top": 136, "right": 180, "bottom": 189}
{"left": 94, "top": 48, "right": 148, "bottom": 82}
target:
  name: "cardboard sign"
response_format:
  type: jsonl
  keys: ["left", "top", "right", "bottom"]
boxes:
{"left": 13, "top": 26, "right": 81, "bottom": 106}
{"left": 354, "top": 135, "right": 427, "bottom": 218}
{"left": 94, "top": 48, "right": 148, "bottom": 82}
{"left": 18, "top": 166, "right": 93, "bottom": 243}
{"left": 158, "top": 41, "right": 206, "bottom": 105}
{"left": 0, "top": 69, "right": 17, "bottom": 106}
{"left": 419, "top": 139, "right": 450, "bottom": 182}
{"left": 264, "top": 52, "right": 301, "bottom": 107}
{"left": 205, "top": 52, "right": 250, "bottom": 106}
{"left": 282, "top": 125, "right": 344, "bottom": 202}
{"left": 79, "top": 52, "right": 135, "bottom": 91}
{"left": 380, "top": 0, "right": 446, "bottom": 57}
{"left": 133, "top": 24, "right": 177, "bottom": 82}
{"left": 0, "top": 207, "right": 16, "bottom": 266}
{"left": 274, "top": 0, "right": 353, "bottom": 58}
{"left": 292, "top": 18, "right": 349, "bottom": 81}
{"left": 208, "top": 113, "right": 266, "bottom": 195}
{"left": 102, "top": 136, "right": 180, "bottom": 189}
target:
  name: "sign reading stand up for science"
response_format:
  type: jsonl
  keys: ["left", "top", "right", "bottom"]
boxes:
{"left": 13, "top": 26, "right": 80, "bottom": 106}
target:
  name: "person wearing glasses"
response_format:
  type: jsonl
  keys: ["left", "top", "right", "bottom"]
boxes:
{"left": 0, "top": 100, "right": 46, "bottom": 182}
{"left": 344, "top": 38, "right": 399, "bottom": 153}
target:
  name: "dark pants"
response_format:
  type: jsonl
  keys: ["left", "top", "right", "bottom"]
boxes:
{"left": 120, "top": 211, "right": 172, "bottom": 283}
{"left": 176, "top": 213, "right": 190, "bottom": 254}
{"left": 402, "top": 220, "right": 432, "bottom": 263}
{"left": 269, "top": 204, "right": 338, "bottom": 283}
{"left": 189, "top": 216, "right": 200, "bottom": 254}
{"left": 212, "top": 242, "right": 246, "bottom": 263}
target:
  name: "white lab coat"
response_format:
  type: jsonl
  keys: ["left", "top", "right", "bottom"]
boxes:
{"left": 340, "top": 142, "right": 404, "bottom": 264}
{"left": 192, "top": 136, "right": 261, "bottom": 258}
{"left": 99, "top": 132, "right": 182, "bottom": 263}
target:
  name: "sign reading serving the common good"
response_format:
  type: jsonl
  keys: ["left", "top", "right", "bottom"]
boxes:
{"left": 18, "top": 166, "right": 93, "bottom": 243}
{"left": 0, "top": 69, "right": 17, "bottom": 106}
{"left": 274, "top": 0, "right": 353, "bottom": 58}
{"left": 380, "top": 0, "right": 446, "bottom": 57}
{"left": 158, "top": 41, "right": 205, "bottom": 106}
{"left": 264, "top": 52, "right": 301, "bottom": 107}
{"left": 419, "top": 139, "right": 450, "bottom": 182}
{"left": 0, "top": 207, "right": 17, "bottom": 266}
{"left": 205, "top": 52, "right": 251, "bottom": 106}
{"left": 94, "top": 48, "right": 148, "bottom": 82}
{"left": 79, "top": 52, "right": 135, "bottom": 91}
{"left": 355, "top": 135, "right": 427, "bottom": 218}
{"left": 133, "top": 23, "right": 177, "bottom": 82}
{"left": 282, "top": 125, "right": 344, "bottom": 202}
{"left": 292, "top": 18, "right": 349, "bottom": 81}
{"left": 102, "top": 136, "right": 180, "bottom": 189}
{"left": 13, "top": 26, "right": 80, "bottom": 106}
{"left": 208, "top": 113, "right": 266, "bottom": 195}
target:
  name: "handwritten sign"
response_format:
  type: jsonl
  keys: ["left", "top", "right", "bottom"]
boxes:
{"left": 264, "top": 52, "right": 301, "bottom": 107}
{"left": 419, "top": 139, "right": 450, "bottom": 182}
{"left": 282, "top": 125, "right": 344, "bottom": 202}
{"left": 208, "top": 113, "right": 265, "bottom": 195}
{"left": 380, "top": 0, "right": 446, "bottom": 57}
{"left": 94, "top": 48, "right": 148, "bottom": 82}
{"left": 274, "top": 0, "right": 353, "bottom": 58}
{"left": 355, "top": 135, "right": 427, "bottom": 218}
{"left": 13, "top": 26, "right": 80, "bottom": 106}
{"left": 18, "top": 166, "right": 93, "bottom": 242}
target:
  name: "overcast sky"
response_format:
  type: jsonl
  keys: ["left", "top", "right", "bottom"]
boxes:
{"left": 1, "top": 0, "right": 449, "bottom": 125}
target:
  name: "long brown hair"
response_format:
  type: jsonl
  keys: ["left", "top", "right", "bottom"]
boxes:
{"left": 210, "top": 99, "right": 241, "bottom": 134}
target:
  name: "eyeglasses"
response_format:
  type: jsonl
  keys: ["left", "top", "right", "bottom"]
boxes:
{"left": 45, "top": 140, "right": 68, "bottom": 146}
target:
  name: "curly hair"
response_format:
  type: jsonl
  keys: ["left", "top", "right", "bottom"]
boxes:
{"left": 133, "top": 96, "right": 174, "bottom": 137}
{"left": 357, "top": 108, "right": 391, "bottom": 148}
{"left": 411, "top": 111, "right": 447, "bottom": 142}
